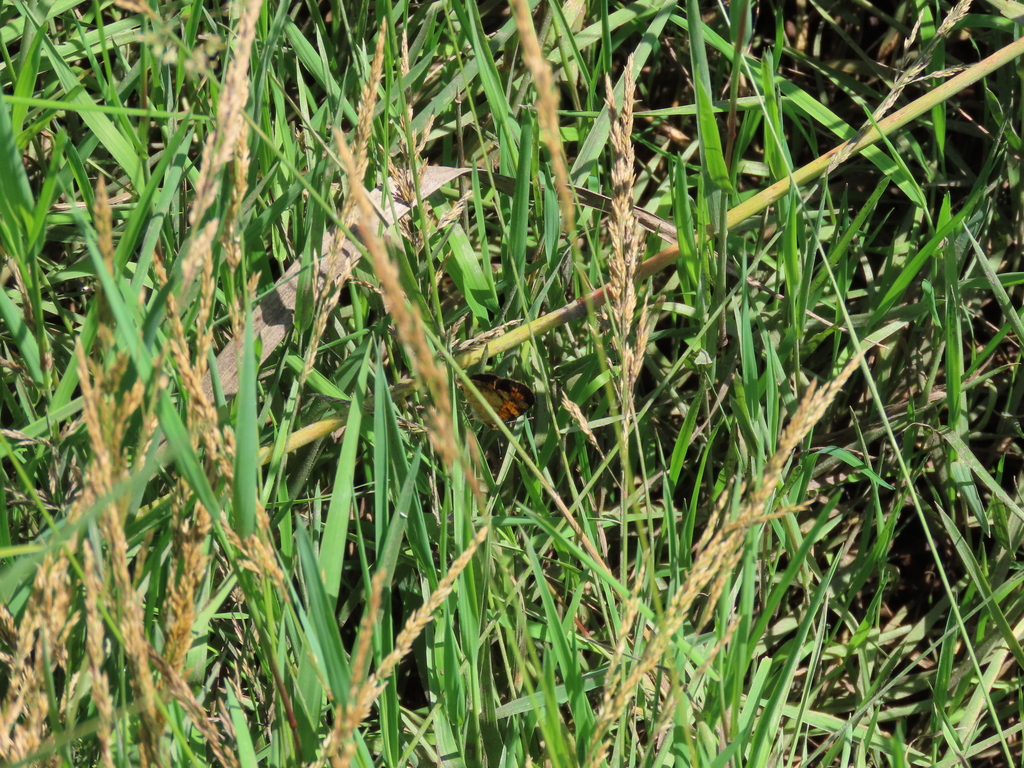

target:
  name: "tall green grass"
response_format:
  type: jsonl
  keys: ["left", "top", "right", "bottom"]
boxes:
{"left": 2, "top": 1, "right": 1024, "bottom": 766}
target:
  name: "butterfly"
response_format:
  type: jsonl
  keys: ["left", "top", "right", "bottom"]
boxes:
{"left": 464, "top": 373, "right": 536, "bottom": 427}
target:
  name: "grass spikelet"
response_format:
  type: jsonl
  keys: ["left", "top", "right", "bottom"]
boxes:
{"left": 339, "top": 22, "right": 387, "bottom": 227}
{"left": 562, "top": 391, "right": 600, "bottom": 452}
{"left": 585, "top": 351, "right": 867, "bottom": 768}
{"left": 356, "top": 526, "right": 490, "bottom": 706}
{"left": 604, "top": 58, "right": 648, "bottom": 431}
{"left": 9, "top": 5, "right": 1024, "bottom": 766}
{"left": 334, "top": 130, "right": 458, "bottom": 473}
{"left": 82, "top": 542, "right": 115, "bottom": 768}
{"left": 325, "top": 527, "right": 490, "bottom": 764}
{"left": 163, "top": 501, "right": 211, "bottom": 674}
{"left": 0, "top": 553, "right": 74, "bottom": 763}
{"left": 828, "top": 0, "right": 972, "bottom": 171}
{"left": 74, "top": 315, "right": 165, "bottom": 763}
{"left": 187, "top": 0, "right": 261, "bottom": 231}
{"left": 147, "top": 650, "right": 240, "bottom": 768}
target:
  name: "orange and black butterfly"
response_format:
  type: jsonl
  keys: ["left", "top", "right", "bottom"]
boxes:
{"left": 463, "top": 373, "right": 535, "bottom": 428}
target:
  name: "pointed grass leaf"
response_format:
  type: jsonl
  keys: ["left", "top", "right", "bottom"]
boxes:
{"left": 0, "top": 94, "right": 35, "bottom": 258}
{"left": 686, "top": 0, "right": 735, "bottom": 193}
{"left": 232, "top": 291, "right": 259, "bottom": 537}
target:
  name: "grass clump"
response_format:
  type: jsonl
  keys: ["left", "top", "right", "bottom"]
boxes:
{"left": 2, "top": 1, "right": 1024, "bottom": 767}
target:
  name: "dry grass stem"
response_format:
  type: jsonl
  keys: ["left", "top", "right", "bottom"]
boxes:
{"left": 153, "top": 228, "right": 233, "bottom": 477}
{"left": 105, "top": 510, "right": 162, "bottom": 765}
{"left": 349, "top": 572, "right": 386, "bottom": 693}
{"left": 0, "top": 553, "right": 75, "bottom": 764}
{"left": 7, "top": 1, "right": 1015, "bottom": 766}
{"left": 510, "top": 0, "right": 575, "bottom": 234}
{"left": 436, "top": 191, "right": 472, "bottom": 231}
{"left": 247, "top": 512, "right": 289, "bottom": 593}
{"left": 606, "top": 67, "right": 640, "bottom": 345}
{"left": 1, "top": 247, "right": 160, "bottom": 761}
{"left": 113, "top": 0, "right": 158, "bottom": 19}
{"left": 188, "top": 0, "right": 261, "bottom": 232}
{"left": 301, "top": 231, "right": 360, "bottom": 385}
{"left": 294, "top": 28, "right": 380, "bottom": 385}
{"left": 454, "top": 321, "right": 524, "bottom": 355}
{"left": 334, "top": 130, "right": 460, "bottom": 475}
{"left": 93, "top": 176, "right": 114, "bottom": 276}
{"left": 602, "top": 569, "right": 645, "bottom": 696}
